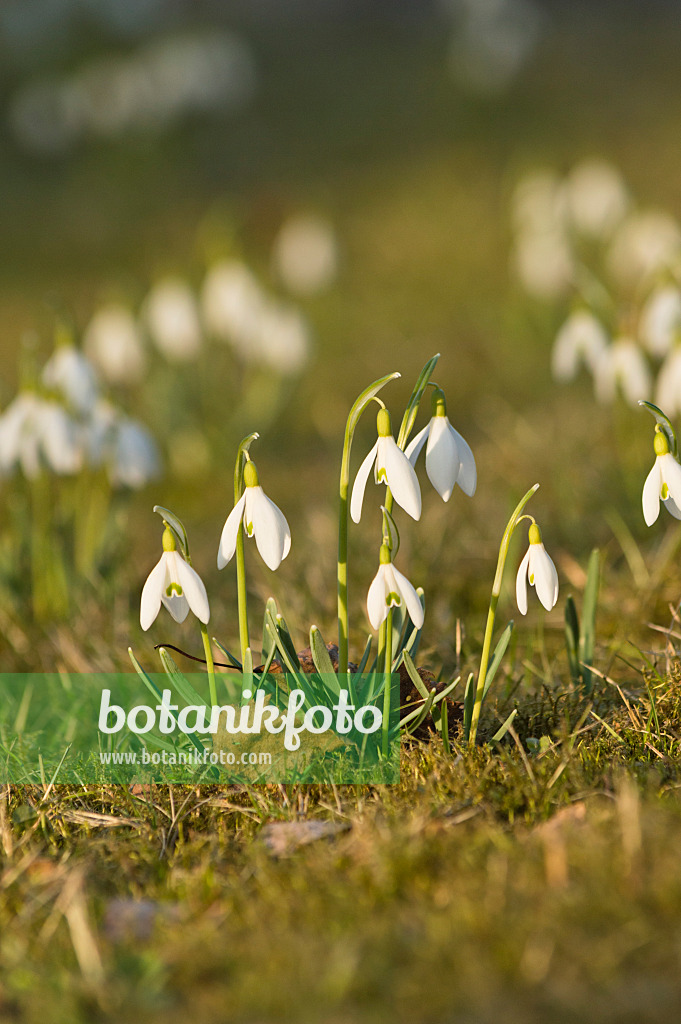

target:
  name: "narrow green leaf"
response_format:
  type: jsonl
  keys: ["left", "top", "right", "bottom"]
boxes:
{"left": 404, "top": 687, "right": 437, "bottom": 734}
{"left": 265, "top": 611, "right": 302, "bottom": 678}
{"left": 310, "top": 625, "right": 335, "bottom": 676}
{"left": 275, "top": 613, "right": 300, "bottom": 670}
{"left": 462, "top": 672, "right": 475, "bottom": 741}
{"left": 564, "top": 594, "right": 581, "bottom": 686}
{"left": 401, "top": 650, "right": 430, "bottom": 700}
{"left": 212, "top": 640, "right": 242, "bottom": 670}
{"left": 397, "top": 353, "right": 440, "bottom": 448}
{"left": 128, "top": 648, "right": 207, "bottom": 758}
{"left": 441, "top": 700, "right": 451, "bottom": 755}
{"left": 483, "top": 621, "right": 514, "bottom": 700}
{"left": 262, "top": 597, "right": 278, "bottom": 663}
{"left": 158, "top": 648, "right": 209, "bottom": 708}
{"left": 357, "top": 635, "right": 373, "bottom": 675}
{"left": 491, "top": 708, "right": 518, "bottom": 743}
{"left": 580, "top": 548, "right": 600, "bottom": 694}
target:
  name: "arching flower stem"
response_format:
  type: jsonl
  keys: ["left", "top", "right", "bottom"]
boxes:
{"left": 468, "top": 483, "right": 539, "bottom": 747}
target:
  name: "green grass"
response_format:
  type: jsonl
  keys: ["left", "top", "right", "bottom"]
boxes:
{"left": 2, "top": 676, "right": 681, "bottom": 1023}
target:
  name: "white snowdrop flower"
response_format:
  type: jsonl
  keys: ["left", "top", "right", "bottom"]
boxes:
{"left": 351, "top": 408, "right": 422, "bottom": 524}
{"left": 143, "top": 278, "right": 202, "bottom": 362}
{"left": 0, "top": 392, "right": 81, "bottom": 478}
{"left": 641, "top": 428, "right": 681, "bottom": 526}
{"left": 607, "top": 210, "right": 681, "bottom": 290}
{"left": 655, "top": 348, "right": 681, "bottom": 419}
{"left": 201, "top": 260, "right": 267, "bottom": 353}
{"left": 108, "top": 417, "right": 161, "bottom": 490}
{"left": 39, "top": 399, "right": 83, "bottom": 475}
{"left": 405, "top": 389, "right": 476, "bottom": 501}
{"left": 565, "top": 159, "right": 629, "bottom": 239}
{"left": 512, "top": 228, "right": 574, "bottom": 300}
{"left": 218, "top": 459, "right": 291, "bottom": 571}
{"left": 367, "top": 544, "right": 424, "bottom": 631}
{"left": 593, "top": 338, "right": 652, "bottom": 406}
{"left": 639, "top": 284, "right": 681, "bottom": 357}
{"left": 140, "top": 525, "right": 210, "bottom": 630}
{"left": 516, "top": 523, "right": 559, "bottom": 615}
{"left": 255, "top": 303, "right": 310, "bottom": 376}
{"left": 272, "top": 214, "right": 338, "bottom": 295}
{"left": 83, "top": 304, "right": 146, "bottom": 385}
{"left": 0, "top": 392, "right": 42, "bottom": 478}
{"left": 551, "top": 309, "right": 609, "bottom": 381}
{"left": 43, "top": 341, "right": 99, "bottom": 415}
{"left": 511, "top": 170, "right": 567, "bottom": 235}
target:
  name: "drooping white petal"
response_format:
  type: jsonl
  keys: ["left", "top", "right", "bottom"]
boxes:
{"left": 389, "top": 564, "right": 424, "bottom": 629}
{"left": 424, "top": 416, "right": 459, "bottom": 502}
{"left": 515, "top": 547, "right": 531, "bottom": 615}
{"left": 640, "top": 285, "right": 681, "bottom": 357}
{"left": 38, "top": 401, "right": 82, "bottom": 475}
{"left": 659, "top": 452, "right": 681, "bottom": 514}
{"left": 43, "top": 345, "right": 99, "bottom": 415}
{"left": 248, "top": 485, "right": 291, "bottom": 570}
{"left": 551, "top": 310, "right": 609, "bottom": 381}
{"left": 405, "top": 423, "right": 429, "bottom": 466}
{"left": 174, "top": 553, "right": 210, "bottom": 624}
{"left": 448, "top": 421, "right": 477, "bottom": 497}
{"left": 162, "top": 588, "right": 190, "bottom": 624}
{"left": 367, "top": 565, "right": 389, "bottom": 630}
{"left": 662, "top": 496, "right": 681, "bottom": 520}
{"left": 529, "top": 544, "right": 559, "bottom": 612}
{"left": 140, "top": 553, "right": 168, "bottom": 630}
{"left": 217, "top": 492, "right": 247, "bottom": 569}
{"left": 350, "top": 440, "right": 378, "bottom": 524}
{"left": 642, "top": 461, "right": 662, "bottom": 526}
{"left": 379, "top": 436, "right": 421, "bottom": 520}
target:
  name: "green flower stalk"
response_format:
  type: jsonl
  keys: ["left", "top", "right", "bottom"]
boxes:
{"left": 468, "top": 483, "right": 539, "bottom": 746}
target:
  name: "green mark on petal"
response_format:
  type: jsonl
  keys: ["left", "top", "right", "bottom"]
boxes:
{"left": 529, "top": 573, "right": 535, "bottom": 585}
{"left": 166, "top": 583, "right": 183, "bottom": 597}
{"left": 246, "top": 521, "right": 254, "bottom": 536}
{"left": 387, "top": 591, "right": 402, "bottom": 607}
{"left": 662, "top": 482, "right": 669, "bottom": 499}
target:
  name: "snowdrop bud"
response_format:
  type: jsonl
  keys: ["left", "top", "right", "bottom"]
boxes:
{"left": 244, "top": 459, "right": 259, "bottom": 488}
{"left": 83, "top": 304, "right": 147, "bottom": 385}
{"left": 143, "top": 278, "right": 202, "bottom": 362}
{"left": 162, "top": 525, "right": 176, "bottom": 551}
{"left": 377, "top": 408, "right": 392, "bottom": 437}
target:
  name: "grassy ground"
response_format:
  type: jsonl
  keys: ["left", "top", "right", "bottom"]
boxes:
{"left": 3, "top": 5, "right": 681, "bottom": 1020}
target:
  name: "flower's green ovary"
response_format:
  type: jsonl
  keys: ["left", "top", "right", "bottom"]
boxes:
{"left": 337, "top": 373, "right": 400, "bottom": 675}
{"left": 468, "top": 482, "right": 539, "bottom": 746}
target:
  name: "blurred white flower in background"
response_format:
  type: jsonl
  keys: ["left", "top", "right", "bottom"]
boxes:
{"left": 607, "top": 210, "right": 681, "bottom": 290}
{"left": 654, "top": 348, "right": 681, "bottom": 418}
{"left": 83, "top": 303, "right": 147, "bottom": 385}
{"left": 200, "top": 259, "right": 311, "bottom": 376}
{"left": 43, "top": 341, "right": 99, "bottom": 415}
{"left": 512, "top": 227, "right": 574, "bottom": 300}
{"left": 0, "top": 391, "right": 82, "bottom": 478}
{"left": 255, "top": 303, "right": 310, "bottom": 376}
{"left": 594, "top": 338, "right": 652, "bottom": 407}
{"left": 638, "top": 283, "right": 681, "bottom": 357}
{"left": 551, "top": 310, "right": 609, "bottom": 381}
{"left": 565, "top": 159, "right": 630, "bottom": 240}
{"left": 143, "top": 277, "right": 202, "bottom": 362}
{"left": 442, "top": 0, "right": 543, "bottom": 95}
{"left": 271, "top": 214, "right": 339, "bottom": 295}
{"left": 201, "top": 260, "right": 268, "bottom": 354}
{"left": 108, "top": 416, "right": 161, "bottom": 490}
{"left": 9, "top": 30, "right": 257, "bottom": 155}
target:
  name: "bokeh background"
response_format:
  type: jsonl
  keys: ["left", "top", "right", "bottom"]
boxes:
{"left": 2, "top": 0, "right": 681, "bottom": 673}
